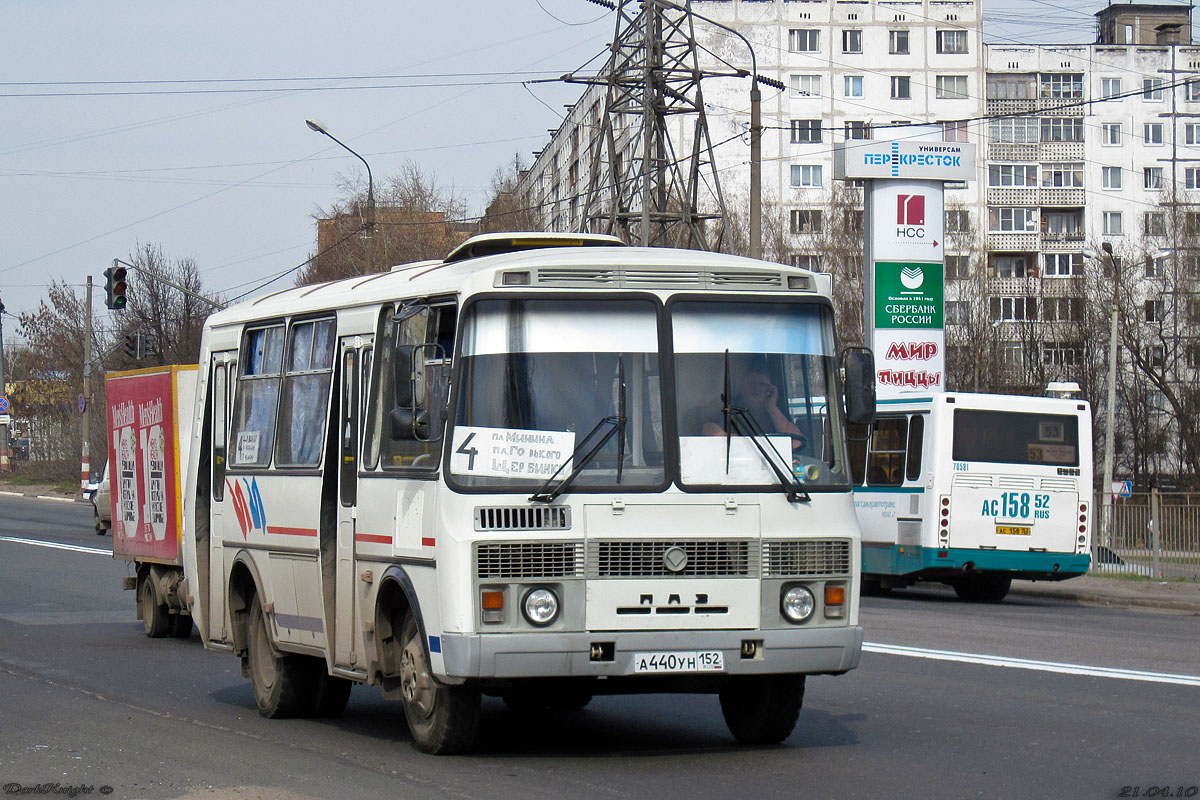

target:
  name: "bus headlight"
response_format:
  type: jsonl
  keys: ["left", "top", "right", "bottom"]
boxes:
{"left": 781, "top": 585, "right": 816, "bottom": 624}
{"left": 521, "top": 587, "right": 560, "bottom": 627}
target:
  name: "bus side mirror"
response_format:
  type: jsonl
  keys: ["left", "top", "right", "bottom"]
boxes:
{"left": 389, "top": 407, "right": 431, "bottom": 441}
{"left": 842, "top": 347, "right": 876, "bottom": 426}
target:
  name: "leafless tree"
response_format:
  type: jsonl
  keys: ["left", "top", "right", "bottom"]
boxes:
{"left": 480, "top": 152, "right": 543, "bottom": 233}
{"left": 300, "top": 161, "right": 469, "bottom": 285}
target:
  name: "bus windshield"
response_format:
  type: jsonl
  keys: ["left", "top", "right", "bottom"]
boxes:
{"left": 449, "top": 298, "right": 665, "bottom": 490}
{"left": 952, "top": 408, "right": 1080, "bottom": 466}
{"left": 672, "top": 300, "right": 849, "bottom": 490}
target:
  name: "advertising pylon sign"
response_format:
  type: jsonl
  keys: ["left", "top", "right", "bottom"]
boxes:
{"left": 835, "top": 127, "right": 975, "bottom": 398}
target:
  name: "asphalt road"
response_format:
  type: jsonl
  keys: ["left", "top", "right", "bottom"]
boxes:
{"left": 1, "top": 495, "right": 1198, "bottom": 800}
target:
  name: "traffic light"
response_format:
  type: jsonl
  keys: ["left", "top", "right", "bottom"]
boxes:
{"left": 124, "top": 333, "right": 140, "bottom": 359}
{"left": 104, "top": 265, "right": 128, "bottom": 310}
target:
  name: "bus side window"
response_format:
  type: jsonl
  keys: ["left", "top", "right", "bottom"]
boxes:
{"left": 275, "top": 318, "right": 336, "bottom": 468}
{"left": 365, "top": 301, "right": 456, "bottom": 471}
{"left": 432, "top": 304, "right": 456, "bottom": 357}
{"left": 213, "top": 363, "right": 227, "bottom": 500}
{"left": 867, "top": 416, "right": 907, "bottom": 486}
{"left": 905, "top": 414, "right": 924, "bottom": 483}
{"left": 230, "top": 324, "right": 285, "bottom": 468}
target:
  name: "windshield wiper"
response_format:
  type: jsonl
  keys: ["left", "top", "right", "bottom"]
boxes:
{"left": 530, "top": 358, "right": 627, "bottom": 503}
{"left": 720, "top": 350, "right": 811, "bottom": 504}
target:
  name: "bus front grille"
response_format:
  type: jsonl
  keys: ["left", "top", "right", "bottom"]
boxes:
{"left": 475, "top": 541, "right": 584, "bottom": 579}
{"left": 588, "top": 539, "right": 754, "bottom": 578}
{"left": 762, "top": 539, "right": 852, "bottom": 577}
{"left": 474, "top": 505, "right": 571, "bottom": 531}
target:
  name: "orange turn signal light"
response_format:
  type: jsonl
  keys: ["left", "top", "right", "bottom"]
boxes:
{"left": 825, "top": 585, "right": 846, "bottom": 606}
{"left": 482, "top": 591, "right": 504, "bottom": 610}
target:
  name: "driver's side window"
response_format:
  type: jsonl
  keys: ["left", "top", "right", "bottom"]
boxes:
{"left": 363, "top": 301, "right": 456, "bottom": 471}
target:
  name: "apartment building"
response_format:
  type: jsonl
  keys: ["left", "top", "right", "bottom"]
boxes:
{"left": 516, "top": 0, "right": 1200, "bottom": 481}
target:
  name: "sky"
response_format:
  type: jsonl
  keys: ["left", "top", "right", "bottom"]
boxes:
{"left": 0, "top": 0, "right": 1173, "bottom": 347}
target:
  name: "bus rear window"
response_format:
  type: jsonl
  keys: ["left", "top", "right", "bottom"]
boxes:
{"left": 952, "top": 409, "right": 1079, "bottom": 466}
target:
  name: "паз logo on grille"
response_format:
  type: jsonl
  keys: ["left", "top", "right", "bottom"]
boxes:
{"left": 897, "top": 194, "right": 925, "bottom": 225}
{"left": 663, "top": 546, "right": 688, "bottom": 573}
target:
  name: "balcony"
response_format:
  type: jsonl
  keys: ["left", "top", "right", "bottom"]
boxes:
{"left": 988, "top": 143, "right": 1039, "bottom": 162}
{"left": 988, "top": 186, "right": 1037, "bottom": 205}
{"left": 1038, "top": 141, "right": 1085, "bottom": 160}
{"left": 1040, "top": 186, "right": 1086, "bottom": 206}
{"left": 987, "top": 232, "right": 1039, "bottom": 251}
{"left": 1041, "top": 231, "right": 1086, "bottom": 246}
{"left": 986, "top": 99, "right": 1035, "bottom": 116}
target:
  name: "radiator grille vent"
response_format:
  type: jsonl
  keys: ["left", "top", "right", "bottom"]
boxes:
{"left": 531, "top": 267, "right": 792, "bottom": 290}
{"left": 1039, "top": 478, "right": 1078, "bottom": 492}
{"left": 475, "top": 541, "right": 584, "bottom": 579}
{"left": 474, "top": 505, "right": 571, "bottom": 532}
{"left": 762, "top": 539, "right": 852, "bottom": 577}
{"left": 953, "top": 475, "right": 994, "bottom": 488}
{"left": 588, "top": 539, "right": 753, "bottom": 578}
{"left": 997, "top": 476, "right": 1037, "bottom": 489}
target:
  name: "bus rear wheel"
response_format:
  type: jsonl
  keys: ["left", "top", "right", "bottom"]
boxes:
{"left": 246, "top": 595, "right": 315, "bottom": 718}
{"left": 398, "top": 613, "right": 480, "bottom": 754}
{"left": 718, "top": 675, "right": 805, "bottom": 745}
{"left": 952, "top": 576, "right": 1012, "bottom": 603}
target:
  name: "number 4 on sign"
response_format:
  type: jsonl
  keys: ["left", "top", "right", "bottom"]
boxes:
{"left": 455, "top": 432, "right": 478, "bottom": 470}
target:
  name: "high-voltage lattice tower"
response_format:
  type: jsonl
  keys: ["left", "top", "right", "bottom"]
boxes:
{"left": 567, "top": 0, "right": 745, "bottom": 251}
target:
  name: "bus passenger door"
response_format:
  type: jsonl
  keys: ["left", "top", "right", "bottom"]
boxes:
{"left": 333, "top": 339, "right": 364, "bottom": 669}
{"left": 208, "top": 352, "right": 235, "bottom": 642}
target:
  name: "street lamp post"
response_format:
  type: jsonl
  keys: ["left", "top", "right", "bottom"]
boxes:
{"left": 305, "top": 119, "right": 376, "bottom": 271}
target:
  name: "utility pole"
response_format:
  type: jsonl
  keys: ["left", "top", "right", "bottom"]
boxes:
{"left": 82, "top": 276, "right": 93, "bottom": 492}
{"left": 570, "top": 0, "right": 740, "bottom": 250}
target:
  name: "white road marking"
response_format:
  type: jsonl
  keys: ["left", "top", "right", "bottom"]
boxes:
{"left": 35, "top": 495, "right": 78, "bottom": 503}
{"left": 864, "top": 642, "right": 1200, "bottom": 687}
{"left": 0, "top": 535, "right": 110, "bottom": 556}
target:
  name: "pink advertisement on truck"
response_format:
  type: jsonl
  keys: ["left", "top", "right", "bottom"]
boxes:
{"left": 106, "top": 367, "right": 186, "bottom": 564}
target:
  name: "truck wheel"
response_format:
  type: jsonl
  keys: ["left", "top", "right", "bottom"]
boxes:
{"left": 952, "top": 576, "right": 1012, "bottom": 603}
{"left": 309, "top": 669, "right": 353, "bottom": 718}
{"left": 246, "top": 595, "right": 315, "bottom": 718}
{"left": 719, "top": 675, "right": 805, "bottom": 745}
{"left": 170, "top": 614, "right": 193, "bottom": 638}
{"left": 140, "top": 576, "right": 171, "bottom": 638}
{"left": 94, "top": 510, "right": 108, "bottom": 535}
{"left": 398, "top": 613, "right": 480, "bottom": 754}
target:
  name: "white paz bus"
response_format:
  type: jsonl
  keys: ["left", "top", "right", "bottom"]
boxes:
{"left": 851, "top": 392, "right": 1093, "bottom": 602}
{"left": 181, "top": 234, "right": 877, "bottom": 753}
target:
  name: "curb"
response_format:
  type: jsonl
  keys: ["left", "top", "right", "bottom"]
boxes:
{"left": 1010, "top": 585, "right": 1200, "bottom": 614}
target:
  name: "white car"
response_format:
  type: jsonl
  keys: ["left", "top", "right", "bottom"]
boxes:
{"left": 90, "top": 465, "right": 111, "bottom": 535}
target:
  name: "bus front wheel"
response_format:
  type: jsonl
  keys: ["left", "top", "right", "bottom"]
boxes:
{"left": 718, "top": 674, "right": 805, "bottom": 745}
{"left": 952, "top": 576, "right": 1012, "bottom": 603}
{"left": 398, "top": 613, "right": 480, "bottom": 754}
